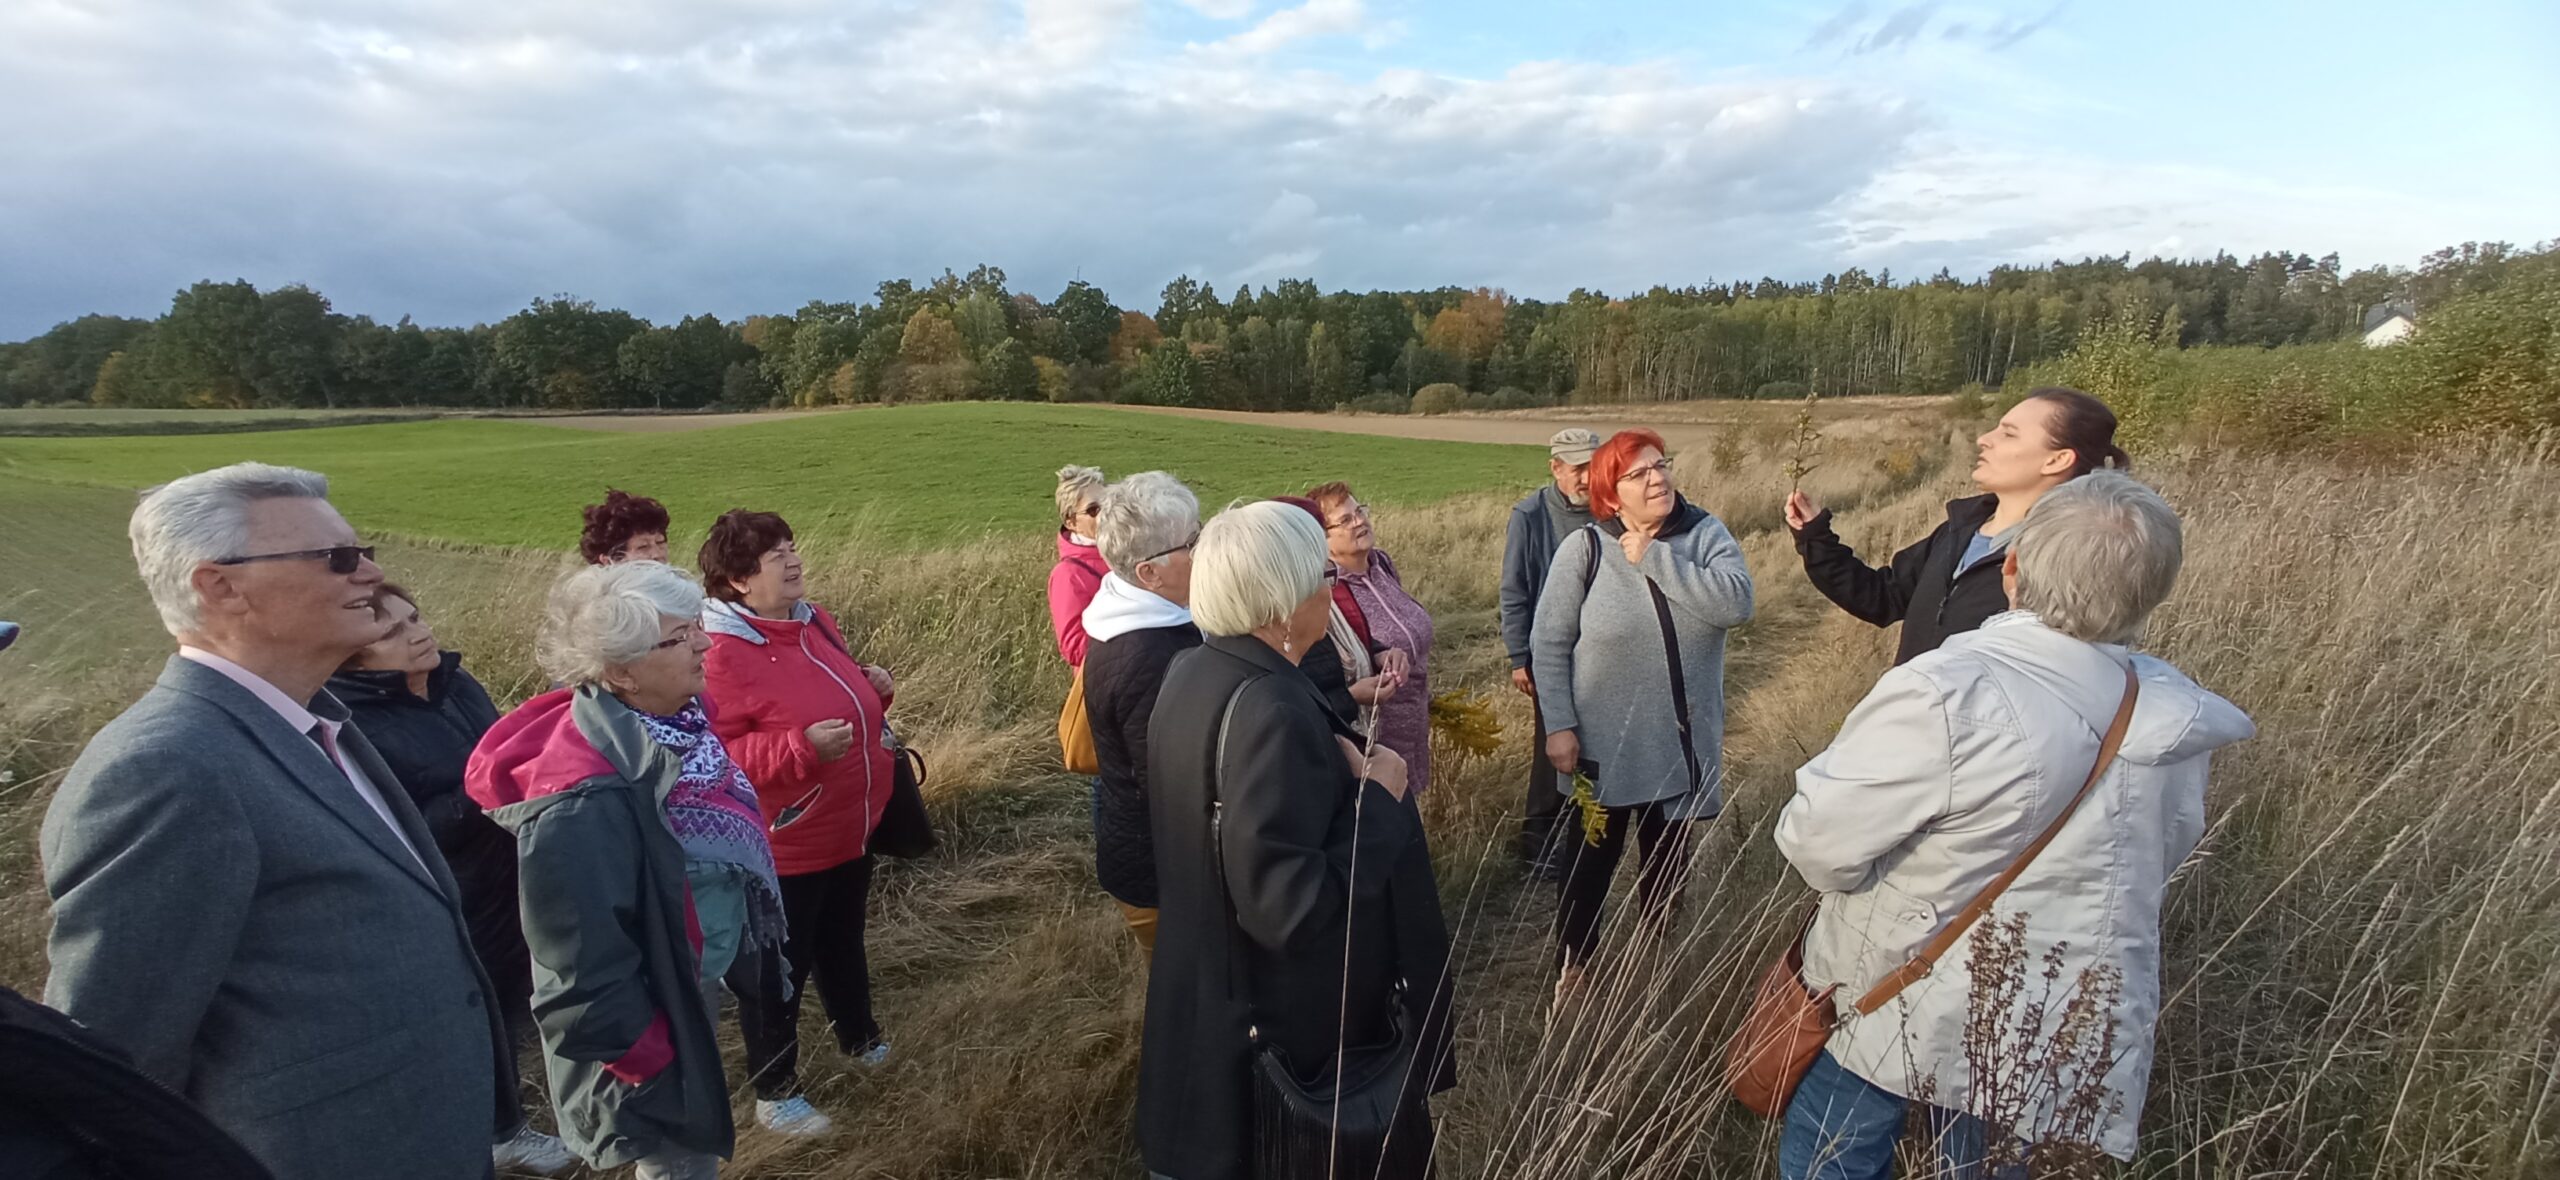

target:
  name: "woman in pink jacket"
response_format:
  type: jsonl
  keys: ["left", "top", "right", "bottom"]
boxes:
{"left": 1048, "top": 464, "right": 1111, "bottom": 665}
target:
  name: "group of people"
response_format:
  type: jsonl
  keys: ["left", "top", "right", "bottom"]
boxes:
{"left": 27, "top": 483, "right": 906, "bottom": 1180}
{"left": 13, "top": 384, "right": 2252, "bottom": 1180}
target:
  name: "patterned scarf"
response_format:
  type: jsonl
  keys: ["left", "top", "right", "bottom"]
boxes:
{"left": 636, "top": 702, "right": 788, "bottom": 952}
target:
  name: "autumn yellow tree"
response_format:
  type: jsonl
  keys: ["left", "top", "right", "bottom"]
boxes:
{"left": 1108, "top": 310, "right": 1164, "bottom": 365}
{"left": 899, "top": 308, "right": 965, "bottom": 366}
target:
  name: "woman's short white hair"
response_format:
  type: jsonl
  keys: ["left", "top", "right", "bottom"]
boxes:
{"left": 2011, "top": 470, "right": 2183, "bottom": 645}
{"left": 537, "top": 561, "right": 705, "bottom": 686}
{"left": 1054, "top": 465, "right": 1106, "bottom": 528}
{"left": 1096, "top": 472, "right": 1200, "bottom": 579}
{"left": 1190, "top": 500, "right": 1326, "bottom": 638}
{"left": 129, "top": 461, "right": 332, "bottom": 637}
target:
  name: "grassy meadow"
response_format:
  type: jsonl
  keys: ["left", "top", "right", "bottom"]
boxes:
{"left": 2, "top": 401, "right": 2555, "bottom": 1179}
{"left": 0, "top": 403, "right": 1541, "bottom": 550}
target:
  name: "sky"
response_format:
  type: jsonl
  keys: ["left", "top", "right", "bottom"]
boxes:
{"left": 1, "top": 0, "right": 2552, "bottom": 338}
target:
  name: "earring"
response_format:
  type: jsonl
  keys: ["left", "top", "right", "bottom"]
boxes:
{"left": 1282, "top": 639, "right": 1294, "bottom": 655}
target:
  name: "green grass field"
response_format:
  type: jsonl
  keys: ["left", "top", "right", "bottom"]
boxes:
{"left": 0, "top": 404, "right": 1539, "bottom": 550}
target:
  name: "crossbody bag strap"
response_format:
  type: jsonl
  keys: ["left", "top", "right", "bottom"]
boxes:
{"left": 1207, "top": 675, "right": 1259, "bottom": 1014}
{"left": 1640, "top": 576, "right": 1702, "bottom": 791}
{"left": 1850, "top": 662, "right": 2141, "bottom": 1016}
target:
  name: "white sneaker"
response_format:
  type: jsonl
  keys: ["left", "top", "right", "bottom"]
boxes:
{"left": 853, "top": 1038, "right": 892, "bottom": 1068}
{"left": 491, "top": 1124, "right": 577, "bottom": 1175}
{"left": 756, "top": 1095, "right": 835, "bottom": 1137}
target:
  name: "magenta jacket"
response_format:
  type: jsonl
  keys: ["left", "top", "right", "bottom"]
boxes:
{"left": 1048, "top": 529, "right": 1111, "bottom": 666}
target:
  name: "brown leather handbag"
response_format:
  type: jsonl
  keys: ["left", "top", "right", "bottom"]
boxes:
{"left": 1726, "top": 664, "right": 2140, "bottom": 1118}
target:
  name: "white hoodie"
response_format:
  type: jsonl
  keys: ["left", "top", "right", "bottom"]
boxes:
{"left": 1081, "top": 573, "right": 1191, "bottom": 644}
{"left": 1776, "top": 611, "right": 2256, "bottom": 1159}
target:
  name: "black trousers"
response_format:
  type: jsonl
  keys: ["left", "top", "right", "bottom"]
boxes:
{"left": 1553, "top": 799, "right": 1694, "bottom": 969}
{"left": 728, "top": 855, "right": 881, "bottom": 1100}
{"left": 1519, "top": 697, "right": 1565, "bottom": 864}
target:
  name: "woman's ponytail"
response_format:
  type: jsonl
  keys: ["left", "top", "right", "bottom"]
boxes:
{"left": 2025, "top": 387, "right": 2129, "bottom": 477}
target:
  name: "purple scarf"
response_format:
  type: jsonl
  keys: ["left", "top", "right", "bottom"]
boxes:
{"left": 637, "top": 701, "right": 787, "bottom": 951}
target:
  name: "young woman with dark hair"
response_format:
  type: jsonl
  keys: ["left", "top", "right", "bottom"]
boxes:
{"left": 1782, "top": 386, "right": 2129, "bottom": 665}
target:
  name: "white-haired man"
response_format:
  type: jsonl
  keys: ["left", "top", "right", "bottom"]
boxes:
{"left": 41, "top": 462, "right": 533, "bottom": 1180}
{"left": 1773, "top": 471, "right": 2255, "bottom": 1178}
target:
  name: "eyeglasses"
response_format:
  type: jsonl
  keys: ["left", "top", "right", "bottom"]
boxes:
{"left": 1325, "top": 504, "right": 1370, "bottom": 532}
{"left": 1617, "top": 459, "right": 1673, "bottom": 485}
{"left": 1142, "top": 532, "right": 1199, "bottom": 564}
{"left": 650, "top": 623, "right": 704, "bottom": 651}
{"left": 215, "top": 545, "right": 376, "bottom": 575}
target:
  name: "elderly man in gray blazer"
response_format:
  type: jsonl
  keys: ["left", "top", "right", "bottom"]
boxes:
{"left": 41, "top": 462, "right": 523, "bottom": 1180}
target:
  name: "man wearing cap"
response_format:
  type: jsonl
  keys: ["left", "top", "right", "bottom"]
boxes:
{"left": 1500, "top": 428, "right": 1598, "bottom": 879}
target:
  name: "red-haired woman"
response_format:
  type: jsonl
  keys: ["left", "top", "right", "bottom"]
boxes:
{"left": 1530, "top": 429, "right": 1753, "bottom": 1005}
{"left": 695, "top": 510, "right": 897, "bottom": 1139}
{"left": 1783, "top": 387, "right": 2128, "bottom": 665}
{"left": 581, "top": 489, "right": 673, "bottom": 565}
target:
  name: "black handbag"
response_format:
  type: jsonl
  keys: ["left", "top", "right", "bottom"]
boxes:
{"left": 870, "top": 735, "right": 935, "bottom": 859}
{"left": 1209, "top": 680, "right": 1436, "bottom": 1180}
{"left": 803, "top": 615, "right": 935, "bottom": 860}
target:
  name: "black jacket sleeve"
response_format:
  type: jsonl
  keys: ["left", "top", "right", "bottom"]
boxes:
{"left": 1301, "top": 637, "right": 1359, "bottom": 724}
{"left": 1218, "top": 678, "right": 1416, "bottom": 958}
{"left": 1791, "top": 509, "right": 1936, "bottom": 628}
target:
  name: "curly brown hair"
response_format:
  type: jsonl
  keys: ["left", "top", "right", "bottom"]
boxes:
{"left": 579, "top": 489, "right": 672, "bottom": 564}
{"left": 698, "top": 510, "right": 795, "bottom": 602}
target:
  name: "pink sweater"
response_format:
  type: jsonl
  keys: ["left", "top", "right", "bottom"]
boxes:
{"left": 1048, "top": 530, "right": 1112, "bottom": 666}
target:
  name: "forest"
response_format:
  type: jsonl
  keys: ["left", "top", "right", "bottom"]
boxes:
{"left": 0, "top": 242, "right": 2540, "bottom": 414}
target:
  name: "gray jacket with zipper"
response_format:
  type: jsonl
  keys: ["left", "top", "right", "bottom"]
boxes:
{"left": 1531, "top": 498, "right": 1755, "bottom": 817}
{"left": 465, "top": 685, "right": 734, "bottom": 1169}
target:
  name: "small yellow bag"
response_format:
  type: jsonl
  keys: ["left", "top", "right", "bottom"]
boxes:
{"left": 1058, "top": 666, "right": 1100, "bottom": 774}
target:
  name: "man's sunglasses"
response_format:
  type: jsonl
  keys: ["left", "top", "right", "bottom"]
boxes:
{"left": 214, "top": 545, "right": 376, "bottom": 575}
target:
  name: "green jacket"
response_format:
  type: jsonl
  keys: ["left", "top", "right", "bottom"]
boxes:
{"left": 467, "top": 685, "right": 735, "bottom": 1167}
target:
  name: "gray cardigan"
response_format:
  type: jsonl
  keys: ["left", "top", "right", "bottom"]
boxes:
{"left": 1531, "top": 499, "right": 1754, "bottom": 817}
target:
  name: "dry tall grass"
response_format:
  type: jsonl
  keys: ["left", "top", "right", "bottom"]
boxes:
{"left": 3, "top": 411, "right": 2555, "bottom": 1178}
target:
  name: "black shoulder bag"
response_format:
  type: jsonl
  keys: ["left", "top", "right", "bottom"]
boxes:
{"left": 807, "top": 614, "right": 935, "bottom": 859}
{"left": 1207, "top": 678, "right": 1436, "bottom": 1180}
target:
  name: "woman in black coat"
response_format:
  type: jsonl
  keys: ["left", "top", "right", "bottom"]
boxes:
{"left": 1784, "top": 387, "right": 2129, "bottom": 664}
{"left": 331, "top": 583, "right": 573, "bottom": 1173}
{"left": 329, "top": 584, "right": 528, "bottom": 1025}
{"left": 1139, "top": 501, "right": 1455, "bottom": 1180}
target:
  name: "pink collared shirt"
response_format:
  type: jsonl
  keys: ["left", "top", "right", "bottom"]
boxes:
{"left": 178, "top": 646, "right": 432, "bottom": 874}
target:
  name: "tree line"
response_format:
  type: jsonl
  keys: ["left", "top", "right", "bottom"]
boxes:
{"left": 0, "top": 244, "right": 2535, "bottom": 413}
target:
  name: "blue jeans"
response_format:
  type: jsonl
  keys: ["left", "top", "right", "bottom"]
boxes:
{"left": 1778, "top": 1050, "right": 2021, "bottom": 1180}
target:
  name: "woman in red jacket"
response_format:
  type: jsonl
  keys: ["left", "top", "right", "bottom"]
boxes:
{"left": 695, "top": 509, "right": 897, "bottom": 1139}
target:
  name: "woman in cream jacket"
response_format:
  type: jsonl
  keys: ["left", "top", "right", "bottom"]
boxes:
{"left": 1775, "top": 471, "right": 2254, "bottom": 1178}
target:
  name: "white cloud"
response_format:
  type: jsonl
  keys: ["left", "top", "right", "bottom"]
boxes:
{"left": 1203, "top": 0, "right": 1368, "bottom": 56}
{"left": 1837, "top": 135, "right": 2523, "bottom": 274}
{"left": 0, "top": 0, "right": 2518, "bottom": 337}
{"left": 1175, "top": 0, "right": 1256, "bottom": 18}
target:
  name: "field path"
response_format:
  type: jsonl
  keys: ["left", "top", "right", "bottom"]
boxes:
{"left": 1091, "top": 396, "right": 1950, "bottom": 453}
{"left": 513, "top": 410, "right": 834, "bottom": 432}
